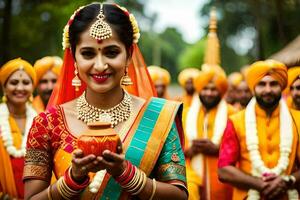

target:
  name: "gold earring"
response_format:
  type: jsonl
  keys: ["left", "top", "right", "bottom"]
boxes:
{"left": 72, "top": 63, "right": 81, "bottom": 91}
{"left": 28, "top": 95, "right": 33, "bottom": 103}
{"left": 2, "top": 95, "right": 7, "bottom": 103}
{"left": 121, "top": 67, "right": 133, "bottom": 86}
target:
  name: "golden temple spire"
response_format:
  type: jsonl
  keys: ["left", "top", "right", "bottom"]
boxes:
{"left": 202, "top": 7, "right": 222, "bottom": 73}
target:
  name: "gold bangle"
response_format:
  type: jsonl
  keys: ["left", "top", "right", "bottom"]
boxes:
{"left": 123, "top": 167, "right": 140, "bottom": 189}
{"left": 149, "top": 179, "right": 156, "bottom": 200}
{"left": 47, "top": 185, "right": 53, "bottom": 200}
{"left": 132, "top": 171, "right": 147, "bottom": 195}
{"left": 128, "top": 169, "right": 143, "bottom": 193}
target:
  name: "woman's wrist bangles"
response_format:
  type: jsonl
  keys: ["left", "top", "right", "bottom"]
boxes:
{"left": 149, "top": 179, "right": 157, "bottom": 200}
{"left": 64, "top": 167, "right": 90, "bottom": 190}
{"left": 55, "top": 167, "right": 90, "bottom": 199}
{"left": 114, "top": 160, "right": 150, "bottom": 196}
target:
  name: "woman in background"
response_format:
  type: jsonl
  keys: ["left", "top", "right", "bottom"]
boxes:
{"left": 0, "top": 58, "right": 37, "bottom": 199}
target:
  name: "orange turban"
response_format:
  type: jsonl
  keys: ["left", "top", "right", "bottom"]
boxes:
{"left": 0, "top": 58, "right": 36, "bottom": 86}
{"left": 246, "top": 59, "right": 287, "bottom": 92}
{"left": 193, "top": 69, "right": 228, "bottom": 96}
{"left": 228, "top": 72, "right": 243, "bottom": 87}
{"left": 147, "top": 65, "right": 171, "bottom": 85}
{"left": 178, "top": 68, "right": 201, "bottom": 87}
{"left": 287, "top": 66, "right": 300, "bottom": 88}
{"left": 34, "top": 56, "right": 62, "bottom": 82}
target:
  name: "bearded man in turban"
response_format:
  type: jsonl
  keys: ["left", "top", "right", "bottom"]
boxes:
{"left": 183, "top": 67, "right": 235, "bottom": 200}
{"left": 218, "top": 60, "right": 300, "bottom": 200}
{"left": 32, "top": 56, "right": 62, "bottom": 112}
{"left": 287, "top": 67, "right": 300, "bottom": 110}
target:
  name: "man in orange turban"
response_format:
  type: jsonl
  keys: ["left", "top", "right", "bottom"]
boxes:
{"left": 219, "top": 60, "right": 300, "bottom": 200}
{"left": 147, "top": 65, "right": 171, "bottom": 99}
{"left": 177, "top": 68, "right": 200, "bottom": 107}
{"left": 226, "top": 72, "right": 243, "bottom": 108}
{"left": 183, "top": 68, "right": 235, "bottom": 200}
{"left": 33, "top": 56, "right": 62, "bottom": 112}
{"left": 287, "top": 66, "right": 300, "bottom": 110}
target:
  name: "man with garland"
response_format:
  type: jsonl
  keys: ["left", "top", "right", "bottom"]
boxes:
{"left": 218, "top": 60, "right": 300, "bottom": 200}
{"left": 183, "top": 67, "right": 235, "bottom": 200}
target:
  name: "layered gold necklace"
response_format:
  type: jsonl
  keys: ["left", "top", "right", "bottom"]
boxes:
{"left": 77, "top": 91, "right": 132, "bottom": 127}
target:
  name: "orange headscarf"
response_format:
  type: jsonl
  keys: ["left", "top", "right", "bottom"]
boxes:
{"left": 287, "top": 66, "right": 300, "bottom": 89}
{"left": 148, "top": 65, "right": 171, "bottom": 85}
{"left": 178, "top": 68, "right": 201, "bottom": 87}
{"left": 0, "top": 58, "right": 37, "bottom": 86}
{"left": 193, "top": 69, "right": 228, "bottom": 96}
{"left": 246, "top": 59, "right": 287, "bottom": 92}
{"left": 34, "top": 56, "right": 62, "bottom": 83}
{"left": 228, "top": 72, "right": 243, "bottom": 87}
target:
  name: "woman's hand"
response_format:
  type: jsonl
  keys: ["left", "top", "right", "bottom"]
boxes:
{"left": 97, "top": 139, "right": 127, "bottom": 177}
{"left": 71, "top": 138, "right": 126, "bottom": 182}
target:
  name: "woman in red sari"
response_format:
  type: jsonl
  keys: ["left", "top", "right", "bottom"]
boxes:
{"left": 23, "top": 3, "right": 187, "bottom": 200}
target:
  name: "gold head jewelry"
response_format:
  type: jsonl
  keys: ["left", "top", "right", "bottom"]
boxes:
{"left": 89, "top": 4, "right": 113, "bottom": 41}
{"left": 62, "top": 6, "right": 84, "bottom": 50}
{"left": 76, "top": 91, "right": 132, "bottom": 127}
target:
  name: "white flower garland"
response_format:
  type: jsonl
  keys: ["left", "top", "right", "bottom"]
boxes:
{"left": 0, "top": 103, "right": 37, "bottom": 158}
{"left": 245, "top": 98, "right": 298, "bottom": 200}
{"left": 186, "top": 94, "right": 227, "bottom": 178}
{"left": 89, "top": 170, "right": 106, "bottom": 193}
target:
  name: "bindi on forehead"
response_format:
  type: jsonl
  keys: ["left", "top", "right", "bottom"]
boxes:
{"left": 97, "top": 39, "right": 103, "bottom": 44}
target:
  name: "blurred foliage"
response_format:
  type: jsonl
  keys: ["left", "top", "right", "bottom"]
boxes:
{"left": 178, "top": 38, "right": 206, "bottom": 71}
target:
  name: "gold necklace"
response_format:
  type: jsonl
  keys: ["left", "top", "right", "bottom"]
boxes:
{"left": 76, "top": 91, "right": 132, "bottom": 127}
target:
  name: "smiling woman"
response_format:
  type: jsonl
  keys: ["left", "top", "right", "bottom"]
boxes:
{"left": 23, "top": 2, "right": 188, "bottom": 200}
{"left": 0, "top": 58, "right": 37, "bottom": 199}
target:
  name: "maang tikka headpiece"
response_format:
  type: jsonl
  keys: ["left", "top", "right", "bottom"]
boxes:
{"left": 89, "top": 4, "right": 113, "bottom": 41}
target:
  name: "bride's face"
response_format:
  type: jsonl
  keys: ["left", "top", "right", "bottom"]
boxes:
{"left": 75, "top": 28, "right": 130, "bottom": 94}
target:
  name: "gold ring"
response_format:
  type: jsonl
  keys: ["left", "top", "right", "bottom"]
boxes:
{"left": 81, "top": 166, "right": 87, "bottom": 172}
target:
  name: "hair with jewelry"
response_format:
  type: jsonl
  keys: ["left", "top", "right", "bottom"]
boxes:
{"left": 69, "top": 3, "right": 134, "bottom": 58}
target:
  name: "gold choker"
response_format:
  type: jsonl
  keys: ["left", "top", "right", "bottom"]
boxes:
{"left": 77, "top": 91, "right": 132, "bottom": 127}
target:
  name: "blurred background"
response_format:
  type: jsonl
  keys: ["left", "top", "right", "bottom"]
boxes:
{"left": 1, "top": 0, "right": 300, "bottom": 83}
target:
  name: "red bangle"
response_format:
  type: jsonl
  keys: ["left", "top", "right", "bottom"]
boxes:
{"left": 64, "top": 167, "right": 90, "bottom": 190}
{"left": 119, "top": 165, "right": 136, "bottom": 185}
{"left": 115, "top": 160, "right": 131, "bottom": 182}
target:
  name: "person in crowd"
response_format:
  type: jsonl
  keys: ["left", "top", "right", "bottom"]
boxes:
{"left": 23, "top": 3, "right": 188, "bottom": 200}
{"left": 32, "top": 56, "right": 62, "bottom": 113}
{"left": 287, "top": 66, "right": 300, "bottom": 110}
{"left": 183, "top": 67, "right": 235, "bottom": 200}
{"left": 225, "top": 72, "right": 243, "bottom": 109}
{"left": 177, "top": 68, "right": 201, "bottom": 107}
{"left": 236, "top": 80, "right": 252, "bottom": 109}
{"left": 218, "top": 60, "right": 300, "bottom": 200}
{"left": 148, "top": 65, "right": 171, "bottom": 99}
{"left": 0, "top": 58, "right": 37, "bottom": 199}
